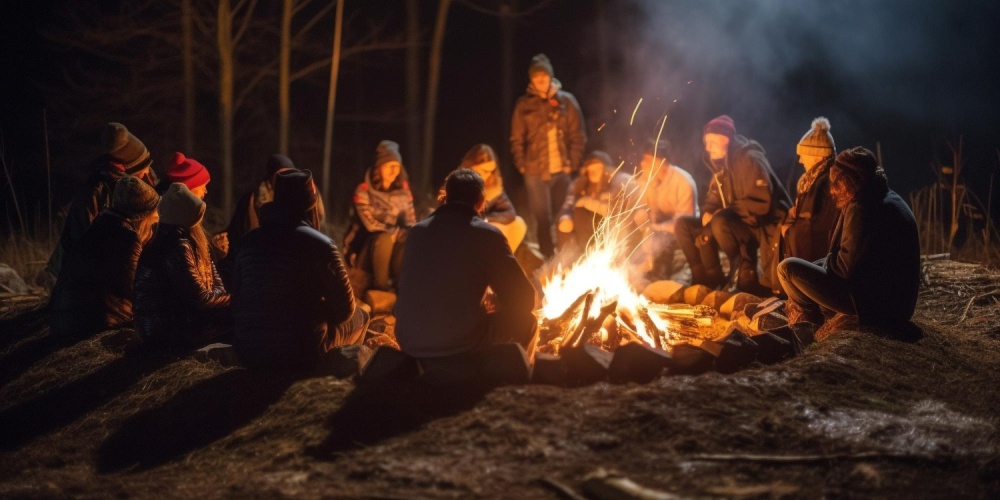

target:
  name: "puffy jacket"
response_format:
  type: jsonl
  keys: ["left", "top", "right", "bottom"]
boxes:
{"left": 510, "top": 81, "right": 587, "bottom": 179}
{"left": 48, "top": 210, "right": 143, "bottom": 339}
{"left": 134, "top": 224, "right": 230, "bottom": 348}
{"left": 231, "top": 207, "right": 356, "bottom": 369}
{"left": 781, "top": 157, "right": 839, "bottom": 262}
{"left": 345, "top": 170, "right": 417, "bottom": 261}
{"left": 702, "top": 135, "right": 791, "bottom": 228}
{"left": 560, "top": 169, "right": 633, "bottom": 219}
{"left": 46, "top": 156, "right": 125, "bottom": 276}
{"left": 825, "top": 189, "right": 920, "bottom": 326}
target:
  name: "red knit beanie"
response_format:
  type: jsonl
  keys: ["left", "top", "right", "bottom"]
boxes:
{"left": 703, "top": 115, "right": 737, "bottom": 138}
{"left": 167, "top": 152, "right": 211, "bottom": 191}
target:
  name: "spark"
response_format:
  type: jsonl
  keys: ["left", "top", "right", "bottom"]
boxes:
{"left": 629, "top": 98, "right": 644, "bottom": 126}
{"left": 597, "top": 122, "right": 606, "bottom": 132}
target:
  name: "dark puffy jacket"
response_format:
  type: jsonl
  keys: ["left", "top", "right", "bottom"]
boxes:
{"left": 231, "top": 207, "right": 356, "bottom": 369}
{"left": 825, "top": 189, "right": 920, "bottom": 326}
{"left": 702, "top": 135, "right": 791, "bottom": 228}
{"left": 46, "top": 156, "right": 125, "bottom": 276}
{"left": 134, "top": 225, "right": 230, "bottom": 348}
{"left": 510, "top": 82, "right": 587, "bottom": 179}
{"left": 48, "top": 210, "right": 143, "bottom": 339}
{"left": 782, "top": 157, "right": 840, "bottom": 262}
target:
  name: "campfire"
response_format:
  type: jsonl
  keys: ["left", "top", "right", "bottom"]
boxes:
{"left": 536, "top": 156, "right": 717, "bottom": 355}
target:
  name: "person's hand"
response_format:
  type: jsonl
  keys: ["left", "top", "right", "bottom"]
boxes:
{"left": 557, "top": 216, "right": 574, "bottom": 233}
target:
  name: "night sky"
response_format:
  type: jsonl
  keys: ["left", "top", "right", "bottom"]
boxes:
{"left": 2, "top": 0, "right": 1000, "bottom": 232}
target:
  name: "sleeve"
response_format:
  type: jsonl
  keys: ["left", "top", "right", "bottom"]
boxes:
{"left": 485, "top": 191, "right": 517, "bottom": 224}
{"left": 353, "top": 182, "right": 387, "bottom": 232}
{"left": 510, "top": 99, "right": 528, "bottom": 174}
{"left": 656, "top": 173, "right": 698, "bottom": 233}
{"left": 164, "top": 241, "right": 231, "bottom": 310}
{"left": 401, "top": 183, "right": 417, "bottom": 227}
{"left": 564, "top": 93, "right": 587, "bottom": 171}
{"left": 485, "top": 231, "right": 536, "bottom": 315}
{"left": 558, "top": 177, "right": 583, "bottom": 219}
{"left": 702, "top": 174, "right": 723, "bottom": 215}
{"left": 730, "top": 153, "right": 773, "bottom": 221}
{"left": 827, "top": 205, "right": 867, "bottom": 280}
{"left": 323, "top": 244, "right": 357, "bottom": 327}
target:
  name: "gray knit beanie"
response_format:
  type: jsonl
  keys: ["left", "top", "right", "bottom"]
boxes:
{"left": 112, "top": 175, "right": 160, "bottom": 220}
{"left": 375, "top": 140, "right": 403, "bottom": 168}
{"left": 529, "top": 53, "right": 554, "bottom": 78}
{"left": 158, "top": 183, "right": 206, "bottom": 227}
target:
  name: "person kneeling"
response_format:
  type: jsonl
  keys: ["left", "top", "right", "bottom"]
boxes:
{"left": 777, "top": 147, "right": 919, "bottom": 333}
{"left": 395, "top": 169, "right": 538, "bottom": 387}
{"left": 231, "top": 170, "right": 369, "bottom": 370}
{"left": 134, "top": 183, "right": 231, "bottom": 350}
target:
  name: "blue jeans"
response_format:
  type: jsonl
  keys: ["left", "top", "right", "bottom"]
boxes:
{"left": 777, "top": 257, "right": 856, "bottom": 319}
{"left": 524, "top": 173, "right": 570, "bottom": 258}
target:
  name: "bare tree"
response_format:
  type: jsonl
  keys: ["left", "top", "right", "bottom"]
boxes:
{"left": 321, "top": 0, "right": 345, "bottom": 212}
{"left": 406, "top": 0, "right": 422, "bottom": 173}
{"left": 419, "top": 0, "right": 453, "bottom": 195}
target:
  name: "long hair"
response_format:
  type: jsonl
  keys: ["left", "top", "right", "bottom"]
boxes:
{"left": 124, "top": 211, "right": 159, "bottom": 246}
{"left": 369, "top": 162, "right": 409, "bottom": 192}
{"left": 459, "top": 144, "right": 503, "bottom": 189}
{"left": 834, "top": 147, "right": 889, "bottom": 204}
{"left": 188, "top": 223, "right": 214, "bottom": 284}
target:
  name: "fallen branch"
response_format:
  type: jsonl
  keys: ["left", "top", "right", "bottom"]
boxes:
{"left": 958, "top": 288, "right": 1000, "bottom": 323}
{"left": 537, "top": 477, "right": 586, "bottom": 500}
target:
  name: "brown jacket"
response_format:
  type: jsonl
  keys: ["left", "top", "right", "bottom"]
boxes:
{"left": 510, "top": 81, "right": 587, "bottom": 179}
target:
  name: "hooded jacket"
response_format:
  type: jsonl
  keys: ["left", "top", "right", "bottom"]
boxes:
{"left": 134, "top": 224, "right": 230, "bottom": 348}
{"left": 231, "top": 206, "right": 356, "bottom": 369}
{"left": 702, "top": 135, "right": 791, "bottom": 228}
{"left": 782, "top": 156, "right": 839, "bottom": 262}
{"left": 510, "top": 80, "right": 587, "bottom": 179}
{"left": 353, "top": 169, "right": 417, "bottom": 233}
{"left": 825, "top": 189, "right": 920, "bottom": 326}
{"left": 48, "top": 210, "right": 144, "bottom": 338}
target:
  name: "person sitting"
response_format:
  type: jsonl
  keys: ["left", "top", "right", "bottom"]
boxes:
{"left": 439, "top": 144, "right": 527, "bottom": 252}
{"left": 231, "top": 169, "right": 369, "bottom": 370}
{"left": 628, "top": 140, "right": 698, "bottom": 281}
{"left": 556, "top": 150, "right": 631, "bottom": 249}
{"left": 217, "top": 154, "right": 325, "bottom": 286}
{"left": 778, "top": 146, "right": 920, "bottom": 329}
{"left": 675, "top": 115, "right": 791, "bottom": 294}
{"left": 156, "top": 152, "right": 211, "bottom": 199}
{"left": 48, "top": 175, "right": 160, "bottom": 340}
{"left": 344, "top": 140, "right": 416, "bottom": 292}
{"left": 395, "top": 169, "right": 537, "bottom": 386}
{"left": 134, "top": 183, "right": 231, "bottom": 350}
{"left": 778, "top": 117, "right": 840, "bottom": 270}
{"left": 46, "top": 122, "right": 157, "bottom": 277}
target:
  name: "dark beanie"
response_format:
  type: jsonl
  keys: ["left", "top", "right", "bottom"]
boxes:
{"left": 703, "top": 115, "right": 736, "bottom": 139}
{"left": 529, "top": 53, "right": 554, "bottom": 78}
{"left": 273, "top": 169, "right": 318, "bottom": 217}
{"left": 643, "top": 138, "right": 671, "bottom": 158}
{"left": 375, "top": 140, "right": 403, "bottom": 168}
{"left": 797, "top": 117, "right": 835, "bottom": 157}
{"left": 102, "top": 122, "right": 152, "bottom": 174}
{"left": 265, "top": 154, "right": 296, "bottom": 177}
{"left": 158, "top": 182, "right": 206, "bottom": 227}
{"left": 583, "top": 150, "right": 613, "bottom": 169}
{"left": 112, "top": 175, "right": 160, "bottom": 220}
{"left": 834, "top": 146, "right": 879, "bottom": 176}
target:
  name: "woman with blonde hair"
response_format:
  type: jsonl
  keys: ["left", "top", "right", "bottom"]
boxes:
{"left": 440, "top": 144, "right": 526, "bottom": 251}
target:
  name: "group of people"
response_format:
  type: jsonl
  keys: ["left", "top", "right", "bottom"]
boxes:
{"left": 44, "top": 53, "right": 921, "bottom": 378}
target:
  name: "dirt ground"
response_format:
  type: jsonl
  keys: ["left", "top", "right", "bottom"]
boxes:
{"left": 0, "top": 259, "right": 998, "bottom": 498}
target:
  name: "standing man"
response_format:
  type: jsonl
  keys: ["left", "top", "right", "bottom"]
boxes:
{"left": 675, "top": 115, "right": 791, "bottom": 295}
{"left": 510, "top": 53, "right": 587, "bottom": 258}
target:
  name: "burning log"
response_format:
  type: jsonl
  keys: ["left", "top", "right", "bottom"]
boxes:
{"left": 560, "top": 291, "right": 596, "bottom": 349}
{"left": 636, "top": 305, "right": 664, "bottom": 350}
{"left": 544, "top": 289, "right": 594, "bottom": 329}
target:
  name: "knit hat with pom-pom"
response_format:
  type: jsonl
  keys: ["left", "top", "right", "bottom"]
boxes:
{"left": 166, "top": 152, "right": 211, "bottom": 192}
{"left": 796, "top": 117, "right": 835, "bottom": 157}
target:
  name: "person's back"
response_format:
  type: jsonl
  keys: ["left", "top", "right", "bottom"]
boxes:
{"left": 231, "top": 170, "right": 359, "bottom": 369}
{"left": 395, "top": 171, "right": 535, "bottom": 359}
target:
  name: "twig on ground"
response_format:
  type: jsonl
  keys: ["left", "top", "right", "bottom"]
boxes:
{"left": 537, "top": 477, "right": 587, "bottom": 500}
{"left": 959, "top": 289, "right": 1000, "bottom": 323}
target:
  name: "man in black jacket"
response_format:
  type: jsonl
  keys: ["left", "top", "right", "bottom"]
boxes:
{"left": 675, "top": 115, "right": 791, "bottom": 294}
{"left": 778, "top": 147, "right": 919, "bottom": 329}
{"left": 510, "top": 53, "right": 587, "bottom": 258}
{"left": 231, "top": 170, "right": 367, "bottom": 369}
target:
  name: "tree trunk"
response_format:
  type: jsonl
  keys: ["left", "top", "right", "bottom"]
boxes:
{"left": 218, "top": 0, "right": 235, "bottom": 212}
{"left": 499, "top": 0, "right": 515, "bottom": 181}
{"left": 182, "top": 0, "right": 195, "bottom": 154}
{"left": 420, "top": 0, "right": 452, "bottom": 195}
{"left": 595, "top": 0, "right": 610, "bottom": 113}
{"left": 321, "top": 0, "right": 345, "bottom": 212}
{"left": 279, "top": 0, "right": 292, "bottom": 154}
{"left": 405, "top": 0, "right": 421, "bottom": 174}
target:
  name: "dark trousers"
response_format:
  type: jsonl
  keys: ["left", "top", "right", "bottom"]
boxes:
{"left": 525, "top": 173, "right": 571, "bottom": 257}
{"left": 676, "top": 209, "right": 758, "bottom": 286}
{"left": 777, "top": 257, "right": 855, "bottom": 319}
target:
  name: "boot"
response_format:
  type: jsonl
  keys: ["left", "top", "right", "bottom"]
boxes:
{"left": 734, "top": 259, "right": 770, "bottom": 297}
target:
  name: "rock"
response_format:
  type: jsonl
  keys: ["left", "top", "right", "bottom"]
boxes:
{"left": 752, "top": 331, "right": 796, "bottom": 364}
{"left": 642, "top": 280, "right": 684, "bottom": 304}
{"left": 562, "top": 344, "right": 613, "bottom": 386}
{"left": 358, "top": 346, "right": 420, "bottom": 386}
{"left": 682, "top": 285, "right": 712, "bottom": 306}
{"left": 363, "top": 290, "right": 396, "bottom": 315}
{"left": 0, "top": 264, "right": 29, "bottom": 294}
{"left": 701, "top": 290, "right": 732, "bottom": 311}
{"left": 716, "top": 328, "right": 759, "bottom": 374}
{"left": 668, "top": 341, "right": 719, "bottom": 375}
{"left": 320, "top": 344, "right": 374, "bottom": 378}
{"left": 720, "top": 292, "right": 763, "bottom": 319}
{"left": 532, "top": 353, "right": 567, "bottom": 386}
{"left": 608, "top": 342, "right": 671, "bottom": 383}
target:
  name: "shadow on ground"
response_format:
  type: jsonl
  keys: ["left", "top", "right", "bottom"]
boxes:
{"left": 98, "top": 369, "right": 301, "bottom": 473}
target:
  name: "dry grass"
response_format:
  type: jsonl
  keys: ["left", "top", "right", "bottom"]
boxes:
{"left": 0, "top": 233, "right": 55, "bottom": 292}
